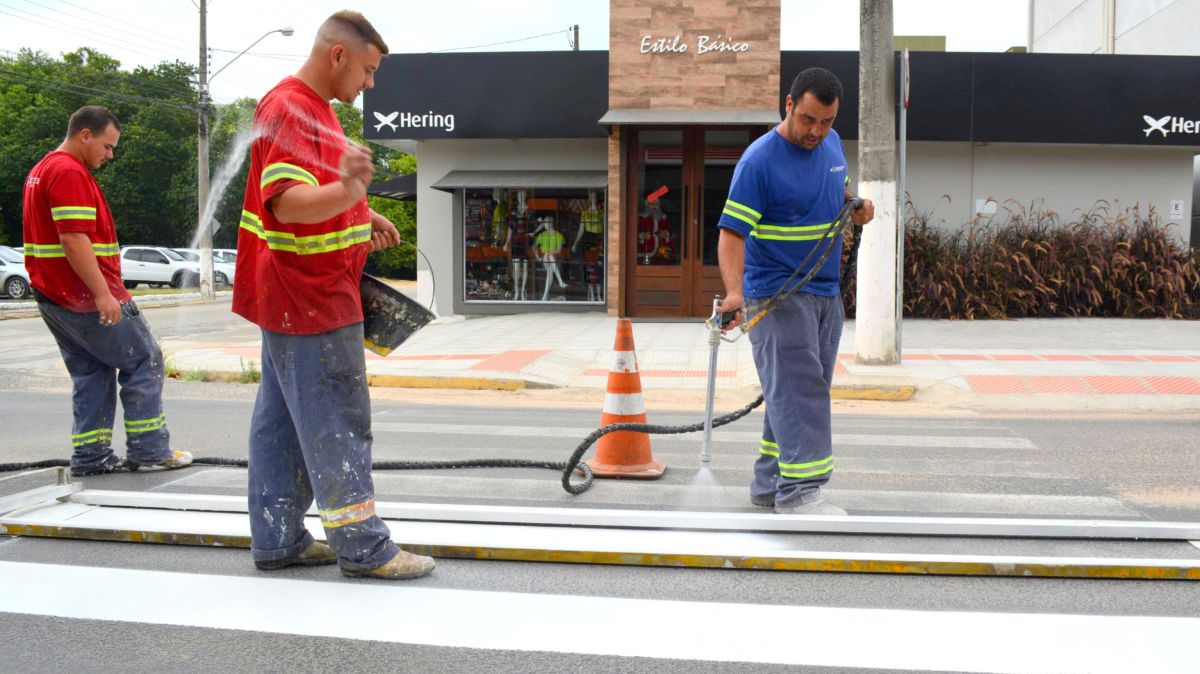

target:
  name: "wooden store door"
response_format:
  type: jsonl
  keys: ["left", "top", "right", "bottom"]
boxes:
{"left": 625, "top": 127, "right": 759, "bottom": 318}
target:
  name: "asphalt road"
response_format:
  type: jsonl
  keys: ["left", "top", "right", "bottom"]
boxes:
{"left": 2, "top": 382, "right": 1198, "bottom": 672}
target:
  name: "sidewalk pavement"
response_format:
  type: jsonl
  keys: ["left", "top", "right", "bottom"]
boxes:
{"left": 141, "top": 291, "right": 1200, "bottom": 413}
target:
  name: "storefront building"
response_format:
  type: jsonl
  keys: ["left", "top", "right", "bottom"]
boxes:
{"left": 364, "top": 0, "right": 1200, "bottom": 319}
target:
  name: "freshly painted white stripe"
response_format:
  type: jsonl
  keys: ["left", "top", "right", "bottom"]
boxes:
{"left": 609, "top": 350, "right": 638, "bottom": 373}
{"left": 602, "top": 392, "right": 645, "bottom": 416}
{"left": 372, "top": 422, "right": 1036, "bottom": 449}
{"left": 0, "top": 561, "right": 1194, "bottom": 672}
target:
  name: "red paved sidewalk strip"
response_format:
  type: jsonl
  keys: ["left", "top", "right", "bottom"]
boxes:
{"left": 469, "top": 350, "right": 551, "bottom": 372}
{"left": 966, "top": 375, "right": 1200, "bottom": 395}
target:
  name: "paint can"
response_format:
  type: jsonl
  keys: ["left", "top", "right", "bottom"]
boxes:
{"left": 360, "top": 273, "right": 434, "bottom": 356}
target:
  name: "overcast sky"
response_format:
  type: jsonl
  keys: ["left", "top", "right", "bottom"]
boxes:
{"left": 0, "top": 0, "right": 1029, "bottom": 105}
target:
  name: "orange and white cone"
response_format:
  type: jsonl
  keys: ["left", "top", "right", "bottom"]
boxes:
{"left": 587, "top": 319, "right": 666, "bottom": 479}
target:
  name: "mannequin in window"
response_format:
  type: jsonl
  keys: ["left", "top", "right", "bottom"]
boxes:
{"left": 572, "top": 189, "right": 604, "bottom": 255}
{"left": 491, "top": 188, "right": 509, "bottom": 247}
{"left": 503, "top": 190, "right": 529, "bottom": 301}
{"left": 534, "top": 216, "right": 567, "bottom": 301}
{"left": 637, "top": 197, "right": 670, "bottom": 264}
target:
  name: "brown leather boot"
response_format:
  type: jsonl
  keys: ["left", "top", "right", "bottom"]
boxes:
{"left": 255, "top": 541, "right": 339, "bottom": 570}
{"left": 341, "top": 549, "right": 436, "bottom": 580}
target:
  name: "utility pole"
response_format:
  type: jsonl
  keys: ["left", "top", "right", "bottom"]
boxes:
{"left": 854, "top": 0, "right": 898, "bottom": 365}
{"left": 197, "top": 0, "right": 214, "bottom": 300}
{"left": 573, "top": 25, "right": 580, "bottom": 51}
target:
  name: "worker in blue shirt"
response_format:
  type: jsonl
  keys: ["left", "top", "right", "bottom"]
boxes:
{"left": 716, "top": 67, "right": 875, "bottom": 516}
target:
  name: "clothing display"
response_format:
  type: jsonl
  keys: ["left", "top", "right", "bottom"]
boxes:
{"left": 462, "top": 188, "right": 604, "bottom": 304}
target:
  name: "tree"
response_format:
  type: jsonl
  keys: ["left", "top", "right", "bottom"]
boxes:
{"left": 333, "top": 101, "right": 419, "bottom": 279}
{"left": 0, "top": 48, "right": 197, "bottom": 246}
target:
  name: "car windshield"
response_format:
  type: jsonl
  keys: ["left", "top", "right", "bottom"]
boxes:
{"left": 175, "top": 250, "right": 199, "bottom": 261}
{"left": 0, "top": 247, "right": 22, "bottom": 263}
{"left": 161, "top": 248, "right": 186, "bottom": 261}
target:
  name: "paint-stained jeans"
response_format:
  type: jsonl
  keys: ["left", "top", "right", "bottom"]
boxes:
{"left": 38, "top": 298, "right": 172, "bottom": 473}
{"left": 248, "top": 323, "right": 399, "bottom": 571}
{"left": 746, "top": 292, "right": 843, "bottom": 509}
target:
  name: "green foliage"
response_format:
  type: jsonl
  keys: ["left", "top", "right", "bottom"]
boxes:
{"left": 842, "top": 201, "right": 1200, "bottom": 319}
{"left": 238, "top": 358, "right": 261, "bottom": 384}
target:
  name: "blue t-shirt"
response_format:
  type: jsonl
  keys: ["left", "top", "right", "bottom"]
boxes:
{"left": 717, "top": 127, "right": 849, "bottom": 298}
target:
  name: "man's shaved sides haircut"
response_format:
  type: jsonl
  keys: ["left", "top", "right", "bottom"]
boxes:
{"left": 318, "top": 10, "right": 389, "bottom": 55}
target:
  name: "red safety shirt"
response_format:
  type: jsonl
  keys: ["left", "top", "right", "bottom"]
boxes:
{"left": 22, "top": 151, "right": 130, "bottom": 312}
{"left": 232, "top": 76, "right": 371, "bottom": 335}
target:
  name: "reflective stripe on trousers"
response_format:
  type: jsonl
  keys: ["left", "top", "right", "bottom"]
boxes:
{"left": 37, "top": 299, "right": 172, "bottom": 473}
{"left": 747, "top": 292, "right": 843, "bottom": 508}
{"left": 247, "top": 323, "right": 399, "bottom": 571}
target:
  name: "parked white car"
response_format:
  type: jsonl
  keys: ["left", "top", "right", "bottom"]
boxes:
{"left": 0, "top": 245, "right": 31, "bottom": 299}
{"left": 171, "top": 248, "right": 236, "bottom": 286}
{"left": 120, "top": 246, "right": 214, "bottom": 289}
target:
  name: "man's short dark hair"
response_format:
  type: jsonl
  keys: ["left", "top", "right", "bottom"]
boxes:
{"left": 788, "top": 68, "right": 843, "bottom": 106}
{"left": 67, "top": 105, "right": 121, "bottom": 137}
{"left": 322, "top": 10, "right": 389, "bottom": 55}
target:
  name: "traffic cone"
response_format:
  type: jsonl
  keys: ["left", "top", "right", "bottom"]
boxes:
{"left": 587, "top": 319, "right": 666, "bottom": 479}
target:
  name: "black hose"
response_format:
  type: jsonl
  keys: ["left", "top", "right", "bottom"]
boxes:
{"left": 3, "top": 201, "right": 865, "bottom": 495}
{"left": 0, "top": 456, "right": 595, "bottom": 492}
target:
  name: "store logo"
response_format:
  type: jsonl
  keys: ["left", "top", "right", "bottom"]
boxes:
{"left": 1142, "top": 114, "right": 1200, "bottom": 138}
{"left": 372, "top": 110, "right": 456, "bottom": 133}
{"left": 373, "top": 111, "right": 399, "bottom": 132}
{"left": 639, "top": 33, "right": 751, "bottom": 55}
{"left": 830, "top": 164, "right": 845, "bottom": 174}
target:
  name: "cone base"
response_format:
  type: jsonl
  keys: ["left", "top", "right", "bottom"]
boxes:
{"left": 586, "top": 459, "right": 666, "bottom": 479}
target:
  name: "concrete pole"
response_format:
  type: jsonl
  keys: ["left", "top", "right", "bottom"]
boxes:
{"left": 197, "top": 0, "right": 214, "bottom": 300}
{"left": 855, "top": 0, "right": 898, "bottom": 365}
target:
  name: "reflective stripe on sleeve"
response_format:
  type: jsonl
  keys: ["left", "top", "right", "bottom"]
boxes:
{"left": 260, "top": 162, "right": 319, "bottom": 189}
{"left": 722, "top": 199, "right": 761, "bottom": 227}
{"left": 50, "top": 206, "right": 97, "bottom": 221}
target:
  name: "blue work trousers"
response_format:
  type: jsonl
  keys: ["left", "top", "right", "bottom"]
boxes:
{"left": 38, "top": 298, "right": 172, "bottom": 473}
{"left": 248, "top": 323, "right": 399, "bottom": 571}
{"left": 746, "top": 292, "right": 844, "bottom": 508}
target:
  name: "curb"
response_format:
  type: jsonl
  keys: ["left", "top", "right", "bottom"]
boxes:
{"left": 367, "top": 374, "right": 540, "bottom": 391}
{"left": 831, "top": 385, "right": 917, "bottom": 401}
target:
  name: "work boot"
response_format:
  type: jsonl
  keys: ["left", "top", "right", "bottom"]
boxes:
{"left": 750, "top": 494, "right": 775, "bottom": 508}
{"left": 774, "top": 498, "right": 847, "bottom": 516}
{"left": 255, "top": 541, "right": 338, "bottom": 571}
{"left": 70, "top": 453, "right": 124, "bottom": 477}
{"left": 342, "top": 550, "right": 436, "bottom": 580}
{"left": 127, "top": 450, "right": 194, "bottom": 472}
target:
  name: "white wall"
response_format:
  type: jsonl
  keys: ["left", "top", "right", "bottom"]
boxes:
{"left": 1030, "top": 0, "right": 1200, "bottom": 55}
{"left": 1115, "top": 0, "right": 1200, "bottom": 55}
{"left": 899, "top": 141, "right": 1195, "bottom": 244}
{"left": 1031, "top": 0, "right": 1104, "bottom": 53}
{"left": 413, "top": 138, "right": 607, "bottom": 316}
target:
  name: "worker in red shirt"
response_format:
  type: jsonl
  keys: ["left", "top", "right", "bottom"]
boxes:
{"left": 22, "top": 105, "right": 193, "bottom": 476}
{"left": 233, "top": 11, "right": 435, "bottom": 580}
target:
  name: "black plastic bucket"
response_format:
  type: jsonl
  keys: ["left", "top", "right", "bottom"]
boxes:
{"left": 360, "top": 273, "right": 435, "bottom": 356}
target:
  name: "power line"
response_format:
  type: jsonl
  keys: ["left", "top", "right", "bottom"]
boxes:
{"left": 209, "top": 47, "right": 305, "bottom": 63}
{"left": 0, "top": 67, "right": 195, "bottom": 111}
{"left": 23, "top": 0, "right": 195, "bottom": 59}
{"left": 433, "top": 28, "right": 573, "bottom": 53}
{"left": 0, "top": 5, "right": 189, "bottom": 66}
{"left": 0, "top": 47, "right": 197, "bottom": 100}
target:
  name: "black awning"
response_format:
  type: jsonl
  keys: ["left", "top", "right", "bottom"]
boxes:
{"left": 367, "top": 173, "right": 417, "bottom": 201}
{"left": 598, "top": 109, "right": 781, "bottom": 126}
{"left": 430, "top": 170, "right": 608, "bottom": 193}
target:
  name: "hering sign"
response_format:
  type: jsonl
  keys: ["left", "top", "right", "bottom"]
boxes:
{"left": 639, "top": 34, "right": 751, "bottom": 54}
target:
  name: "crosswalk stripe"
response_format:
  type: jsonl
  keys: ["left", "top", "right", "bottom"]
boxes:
{"left": 169, "top": 471, "right": 1135, "bottom": 517}
{"left": 0, "top": 561, "right": 1192, "bottom": 672}
{"left": 372, "top": 422, "right": 1036, "bottom": 449}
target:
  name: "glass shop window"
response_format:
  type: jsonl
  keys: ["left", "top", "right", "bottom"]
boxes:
{"left": 463, "top": 187, "right": 606, "bottom": 304}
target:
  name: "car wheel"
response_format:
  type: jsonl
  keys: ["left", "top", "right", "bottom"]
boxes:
{"left": 124, "top": 281, "right": 138, "bottom": 289}
{"left": 171, "top": 272, "right": 184, "bottom": 289}
{"left": 5, "top": 276, "right": 29, "bottom": 299}
{"left": 214, "top": 272, "right": 229, "bottom": 287}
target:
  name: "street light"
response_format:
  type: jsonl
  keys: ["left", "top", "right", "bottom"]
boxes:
{"left": 196, "top": 10, "right": 293, "bottom": 300}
